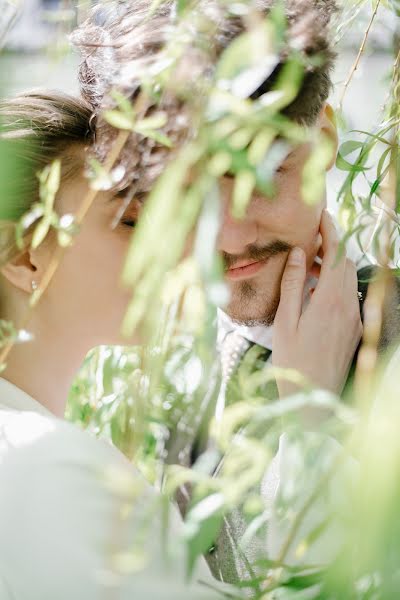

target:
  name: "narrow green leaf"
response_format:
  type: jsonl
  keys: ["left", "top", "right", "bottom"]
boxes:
{"left": 232, "top": 170, "right": 256, "bottom": 219}
{"left": 336, "top": 152, "right": 368, "bottom": 172}
{"left": 135, "top": 113, "right": 168, "bottom": 130}
{"left": 184, "top": 493, "right": 225, "bottom": 578}
{"left": 110, "top": 89, "right": 136, "bottom": 117}
{"left": 31, "top": 215, "right": 52, "bottom": 249}
{"left": 135, "top": 128, "right": 173, "bottom": 148}
{"left": 103, "top": 110, "right": 135, "bottom": 131}
{"left": 338, "top": 140, "right": 364, "bottom": 157}
{"left": 45, "top": 159, "right": 61, "bottom": 199}
{"left": 302, "top": 136, "right": 335, "bottom": 205}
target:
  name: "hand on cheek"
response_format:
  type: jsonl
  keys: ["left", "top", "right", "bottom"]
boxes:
{"left": 273, "top": 210, "right": 363, "bottom": 421}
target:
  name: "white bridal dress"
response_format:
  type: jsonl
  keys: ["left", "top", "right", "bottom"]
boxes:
{"left": 0, "top": 377, "right": 230, "bottom": 600}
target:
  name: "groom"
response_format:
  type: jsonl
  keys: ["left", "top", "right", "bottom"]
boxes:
{"left": 72, "top": 0, "right": 400, "bottom": 402}
{"left": 72, "top": 0, "right": 400, "bottom": 586}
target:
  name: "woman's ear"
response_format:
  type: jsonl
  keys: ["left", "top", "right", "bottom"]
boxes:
{"left": 318, "top": 103, "right": 339, "bottom": 170}
{"left": 1, "top": 247, "right": 40, "bottom": 295}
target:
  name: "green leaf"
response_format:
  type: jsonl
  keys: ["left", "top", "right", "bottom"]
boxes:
{"left": 377, "top": 146, "right": 391, "bottom": 177}
{"left": 31, "top": 215, "right": 52, "bottom": 249}
{"left": 184, "top": 493, "right": 225, "bottom": 578}
{"left": 267, "top": 56, "right": 304, "bottom": 113}
{"left": 254, "top": 140, "right": 290, "bottom": 197}
{"left": 338, "top": 140, "right": 364, "bottom": 157}
{"left": 248, "top": 128, "right": 275, "bottom": 166}
{"left": 122, "top": 143, "right": 201, "bottom": 287}
{"left": 369, "top": 178, "right": 381, "bottom": 198}
{"left": 135, "top": 113, "right": 168, "bottom": 131}
{"left": 232, "top": 170, "right": 256, "bottom": 219}
{"left": 302, "top": 136, "right": 336, "bottom": 205}
{"left": 45, "top": 159, "right": 61, "bottom": 200}
{"left": 336, "top": 138, "right": 375, "bottom": 176}
{"left": 207, "top": 151, "right": 232, "bottom": 177}
{"left": 228, "top": 127, "right": 254, "bottom": 150}
{"left": 269, "top": 0, "right": 288, "bottom": 47}
{"left": 19, "top": 204, "right": 45, "bottom": 230}
{"left": 136, "top": 128, "right": 173, "bottom": 148}
{"left": 103, "top": 110, "right": 135, "bottom": 131}
{"left": 110, "top": 89, "right": 136, "bottom": 117}
{"left": 336, "top": 151, "right": 368, "bottom": 173}
{"left": 38, "top": 160, "right": 61, "bottom": 211}
{"left": 216, "top": 20, "right": 278, "bottom": 96}
{"left": 134, "top": 113, "right": 172, "bottom": 147}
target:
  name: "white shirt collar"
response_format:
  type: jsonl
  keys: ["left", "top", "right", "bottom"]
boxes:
{"left": 0, "top": 377, "right": 52, "bottom": 418}
{"left": 217, "top": 308, "right": 274, "bottom": 350}
{"left": 217, "top": 276, "right": 317, "bottom": 352}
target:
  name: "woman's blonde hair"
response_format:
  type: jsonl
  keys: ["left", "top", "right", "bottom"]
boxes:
{"left": 0, "top": 90, "right": 94, "bottom": 264}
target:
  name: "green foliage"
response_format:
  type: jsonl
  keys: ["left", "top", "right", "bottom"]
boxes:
{"left": 3, "top": 0, "right": 400, "bottom": 597}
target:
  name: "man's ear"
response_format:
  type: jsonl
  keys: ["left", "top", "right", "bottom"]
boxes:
{"left": 1, "top": 247, "right": 40, "bottom": 295}
{"left": 319, "top": 103, "right": 339, "bottom": 170}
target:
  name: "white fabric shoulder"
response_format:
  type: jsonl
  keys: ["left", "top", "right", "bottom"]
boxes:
{"left": 0, "top": 407, "right": 226, "bottom": 600}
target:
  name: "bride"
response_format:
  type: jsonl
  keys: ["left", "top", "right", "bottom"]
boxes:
{"left": 0, "top": 90, "right": 361, "bottom": 599}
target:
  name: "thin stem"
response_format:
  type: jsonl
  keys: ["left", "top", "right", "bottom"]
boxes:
{"left": 354, "top": 29, "right": 400, "bottom": 405}
{"left": 339, "top": 0, "right": 382, "bottom": 110}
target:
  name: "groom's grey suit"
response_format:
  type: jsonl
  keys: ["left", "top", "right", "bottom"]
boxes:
{"left": 173, "top": 266, "right": 400, "bottom": 590}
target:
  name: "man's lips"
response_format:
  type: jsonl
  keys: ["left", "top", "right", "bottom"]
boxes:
{"left": 225, "top": 258, "right": 268, "bottom": 280}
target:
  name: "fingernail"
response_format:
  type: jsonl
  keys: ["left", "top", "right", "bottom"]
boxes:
{"left": 288, "top": 247, "right": 304, "bottom": 266}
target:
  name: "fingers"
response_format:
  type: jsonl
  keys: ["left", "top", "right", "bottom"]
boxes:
{"left": 320, "top": 209, "right": 340, "bottom": 258}
{"left": 309, "top": 261, "right": 321, "bottom": 278}
{"left": 343, "top": 257, "right": 358, "bottom": 295}
{"left": 275, "top": 247, "right": 306, "bottom": 332}
{"left": 314, "top": 209, "right": 346, "bottom": 298}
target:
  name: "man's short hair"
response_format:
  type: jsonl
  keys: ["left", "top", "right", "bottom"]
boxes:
{"left": 72, "top": 0, "right": 338, "bottom": 193}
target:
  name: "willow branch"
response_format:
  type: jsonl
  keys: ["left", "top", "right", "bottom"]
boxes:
{"left": 339, "top": 0, "right": 382, "bottom": 110}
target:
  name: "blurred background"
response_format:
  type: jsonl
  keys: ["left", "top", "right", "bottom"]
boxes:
{"left": 1, "top": 1, "right": 395, "bottom": 124}
{"left": 0, "top": 0, "right": 396, "bottom": 213}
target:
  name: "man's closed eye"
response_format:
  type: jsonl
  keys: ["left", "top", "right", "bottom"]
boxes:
{"left": 121, "top": 219, "right": 137, "bottom": 228}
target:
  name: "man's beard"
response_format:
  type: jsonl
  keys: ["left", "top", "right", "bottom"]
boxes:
{"left": 222, "top": 240, "right": 291, "bottom": 326}
{"left": 226, "top": 279, "right": 281, "bottom": 326}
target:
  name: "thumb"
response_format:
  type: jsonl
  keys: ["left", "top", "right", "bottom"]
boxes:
{"left": 275, "top": 247, "right": 306, "bottom": 332}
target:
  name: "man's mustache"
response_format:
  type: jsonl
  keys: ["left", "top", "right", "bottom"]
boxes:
{"left": 222, "top": 240, "right": 293, "bottom": 270}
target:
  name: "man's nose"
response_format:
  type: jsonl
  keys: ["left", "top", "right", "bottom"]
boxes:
{"left": 216, "top": 200, "right": 258, "bottom": 255}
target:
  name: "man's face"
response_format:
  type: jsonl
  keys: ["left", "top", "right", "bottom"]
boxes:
{"left": 217, "top": 141, "right": 326, "bottom": 326}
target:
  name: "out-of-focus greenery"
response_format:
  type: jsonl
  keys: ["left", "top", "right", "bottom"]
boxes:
{"left": 2, "top": 0, "right": 400, "bottom": 597}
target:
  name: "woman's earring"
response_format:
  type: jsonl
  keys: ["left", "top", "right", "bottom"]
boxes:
{"left": 31, "top": 280, "right": 38, "bottom": 292}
